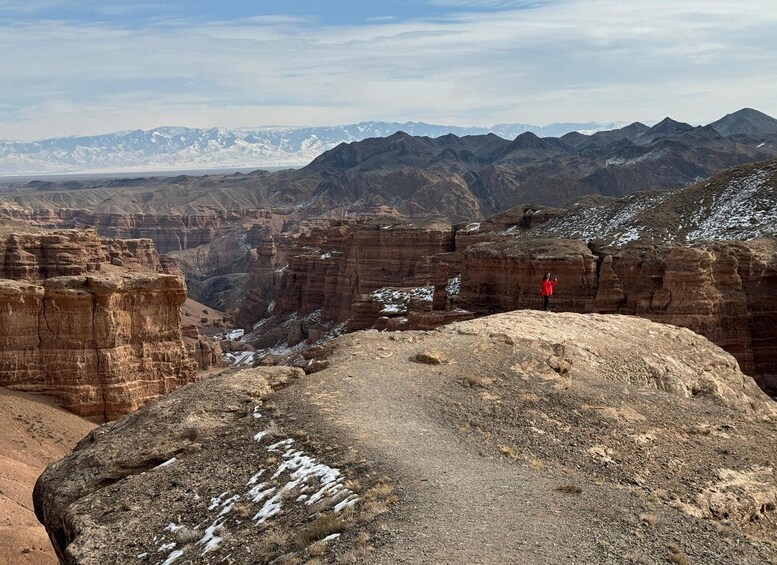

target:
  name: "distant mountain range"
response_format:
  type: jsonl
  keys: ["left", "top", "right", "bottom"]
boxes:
{"left": 2, "top": 108, "right": 777, "bottom": 223}
{"left": 0, "top": 120, "right": 633, "bottom": 176}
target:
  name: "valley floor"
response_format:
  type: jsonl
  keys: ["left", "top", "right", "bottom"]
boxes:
{"left": 0, "top": 388, "right": 94, "bottom": 565}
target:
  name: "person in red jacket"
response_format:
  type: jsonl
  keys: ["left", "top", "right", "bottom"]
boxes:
{"left": 541, "top": 272, "right": 558, "bottom": 311}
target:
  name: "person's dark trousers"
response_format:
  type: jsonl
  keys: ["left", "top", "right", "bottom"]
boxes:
{"left": 543, "top": 296, "right": 550, "bottom": 311}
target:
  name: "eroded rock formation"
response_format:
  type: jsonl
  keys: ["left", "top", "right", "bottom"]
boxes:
{"left": 0, "top": 205, "right": 273, "bottom": 254}
{"left": 271, "top": 218, "right": 454, "bottom": 324}
{"left": 0, "top": 227, "right": 198, "bottom": 421}
{"left": 454, "top": 237, "right": 777, "bottom": 392}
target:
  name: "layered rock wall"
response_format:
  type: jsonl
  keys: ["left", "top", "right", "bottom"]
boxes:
{"left": 274, "top": 219, "right": 454, "bottom": 323}
{"left": 455, "top": 238, "right": 777, "bottom": 392}
{"left": 0, "top": 228, "right": 198, "bottom": 421}
{"left": 0, "top": 206, "right": 273, "bottom": 254}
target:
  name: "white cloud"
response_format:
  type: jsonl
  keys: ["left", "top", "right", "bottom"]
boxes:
{"left": 1, "top": 0, "right": 777, "bottom": 140}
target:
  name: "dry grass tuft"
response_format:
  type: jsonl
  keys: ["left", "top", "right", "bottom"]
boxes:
{"left": 667, "top": 543, "right": 690, "bottom": 565}
{"left": 173, "top": 526, "right": 201, "bottom": 546}
{"left": 364, "top": 483, "right": 394, "bottom": 499}
{"left": 639, "top": 513, "right": 660, "bottom": 527}
{"left": 527, "top": 456, "right": 545, "bottom": 469}
{"left": 358, "top": 482, "right": 397, "bottom": 523}
{"left": 307, "top": 541, "right": 326, "bottom": 557}
{"left": 499, "top": 445, "right": 518, "bottom": 459}
{"left": 555, "top": 484, "right": 583, "bottom": 495}
{"left": 232, "top": 501, "right": 255, "bottom": 521}
{"left": 344, "top": 479, "right": 362, "bottom": 492}
{"left": 255, "top": 528, "right": 289, "bottom": 557}
{"left": 294, "top": 513, "right": 345, "bottom": 550}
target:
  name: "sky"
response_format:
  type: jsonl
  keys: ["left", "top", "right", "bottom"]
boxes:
{"left": 1, "top": 0, "right": 776, "bottom": 140}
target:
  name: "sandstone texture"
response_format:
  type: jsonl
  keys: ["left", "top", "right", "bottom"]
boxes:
{"left": 0, "top": 388, "right": 94, "bottom": 565}
{"left": 456, "top": 237, "right": 777, "bottom": 393}
{"left": 0, "top": 226, "right": 198, "bottom": 422}
{"left": 0, "top": 206, "right": 274, "bottom": 254}
{"left": 34, "top": 312, "right": 777, "bottom": 564}
{"left": 273, "top": 218, "right": 454, "bottom": 324}
{"left": 232, "top": 214, "right": 777, "bottom": 400}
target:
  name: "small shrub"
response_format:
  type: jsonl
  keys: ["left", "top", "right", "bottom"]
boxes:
{"left": 639, "top": 513, "right": 659, "bottom": 527}
{"left": 555, "top": 485, "right": 583, "bottom": 495}
{"left": 294, "top": 513, "right": 345, "bottom": 550}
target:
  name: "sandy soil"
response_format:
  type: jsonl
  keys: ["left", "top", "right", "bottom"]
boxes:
{"left": 0, "top": 387, "right": 94, "bottom": 565}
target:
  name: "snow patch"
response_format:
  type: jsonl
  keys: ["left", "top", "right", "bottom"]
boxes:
{"left": 372, "top": 285, "right": 434, "bottom": 314}
{"left": 154, "top": 458, "right": 177, "bottom": 470}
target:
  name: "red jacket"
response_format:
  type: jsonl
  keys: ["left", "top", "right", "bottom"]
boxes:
{"left": 541, "top": 278, "right": 557, "bottom": 296}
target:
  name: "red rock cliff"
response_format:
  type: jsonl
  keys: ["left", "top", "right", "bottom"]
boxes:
{"left": 0, "top": 206, "right": 274, "bottom": 254}
{"left": 455, "top": 237, "right": 777, "bottom": 393}
{"left": 273, "top": 219, "right": 454, "bottom": 323}
{"left": 0, "top": 227, "right": 198, "bottom": 422}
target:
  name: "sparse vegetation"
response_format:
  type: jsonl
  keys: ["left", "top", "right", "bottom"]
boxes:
{"left": 255, "top": 528, "right": 289, "bottom": 557}
{"left": 639, "top": 513, "right": 660, "bottom": 527}
{"left": 555, "top": 485, "right": 583, "bottom": 495}
{"left": 293, "top": 513, "right": 345, "bottom": 550}
{"left": 667, "top": 543, "right": 690, "bottom": 565}
{"left": 173, "top": 525, "right": 201, "bottom": 545}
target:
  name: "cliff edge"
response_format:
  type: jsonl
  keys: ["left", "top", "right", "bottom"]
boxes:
{"left": 34, "top": 312, "right": 777, "bottom": 564}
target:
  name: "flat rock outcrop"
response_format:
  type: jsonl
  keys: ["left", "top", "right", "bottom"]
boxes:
{"left": 34, "top": 312, "right": 777, "bottom": 564}
{"left": 0, "top": 226, "right": 198, "bottom": 421}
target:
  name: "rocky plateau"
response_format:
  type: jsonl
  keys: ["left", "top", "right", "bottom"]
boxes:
{"left": 33, "top": 312, "right": 777, "bottom": 564}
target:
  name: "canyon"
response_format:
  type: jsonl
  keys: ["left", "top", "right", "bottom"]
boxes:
{"left": 0, "top": 122, "right": 775, "bottom": 564}
{"left": 210, "top": 160, "right": 776, "bottom": 395}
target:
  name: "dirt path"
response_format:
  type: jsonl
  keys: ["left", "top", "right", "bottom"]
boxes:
{"left": 277, "top": 335, "right": 651, "bottom": 564}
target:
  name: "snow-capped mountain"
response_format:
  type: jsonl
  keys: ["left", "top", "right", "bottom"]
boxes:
{"left": 0, "top": 121, "right": 627, "bottom": 176}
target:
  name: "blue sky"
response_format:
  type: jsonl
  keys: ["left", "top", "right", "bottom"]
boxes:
{"left": 1, "top": 0, "right": 776, "bottom": 140}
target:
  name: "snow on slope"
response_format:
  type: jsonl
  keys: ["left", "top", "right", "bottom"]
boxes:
{"left": 0, "top": 121, "right": 626, "bottom": 176}
{"left": 685, "top": 169, "right": 777, "bottom": 241}
{"left": 533, "top": 191, "right": 671, "bottom": 246}
{"left": 530, "top": 162, "right": 777, "bottom": 246}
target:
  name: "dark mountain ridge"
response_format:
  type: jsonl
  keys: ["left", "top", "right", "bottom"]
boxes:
{"left": 709, "top": 108, "right": 777, "bottom": 136}
{"left": 2, "top": 109, "right": 777, "bottom": 223}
